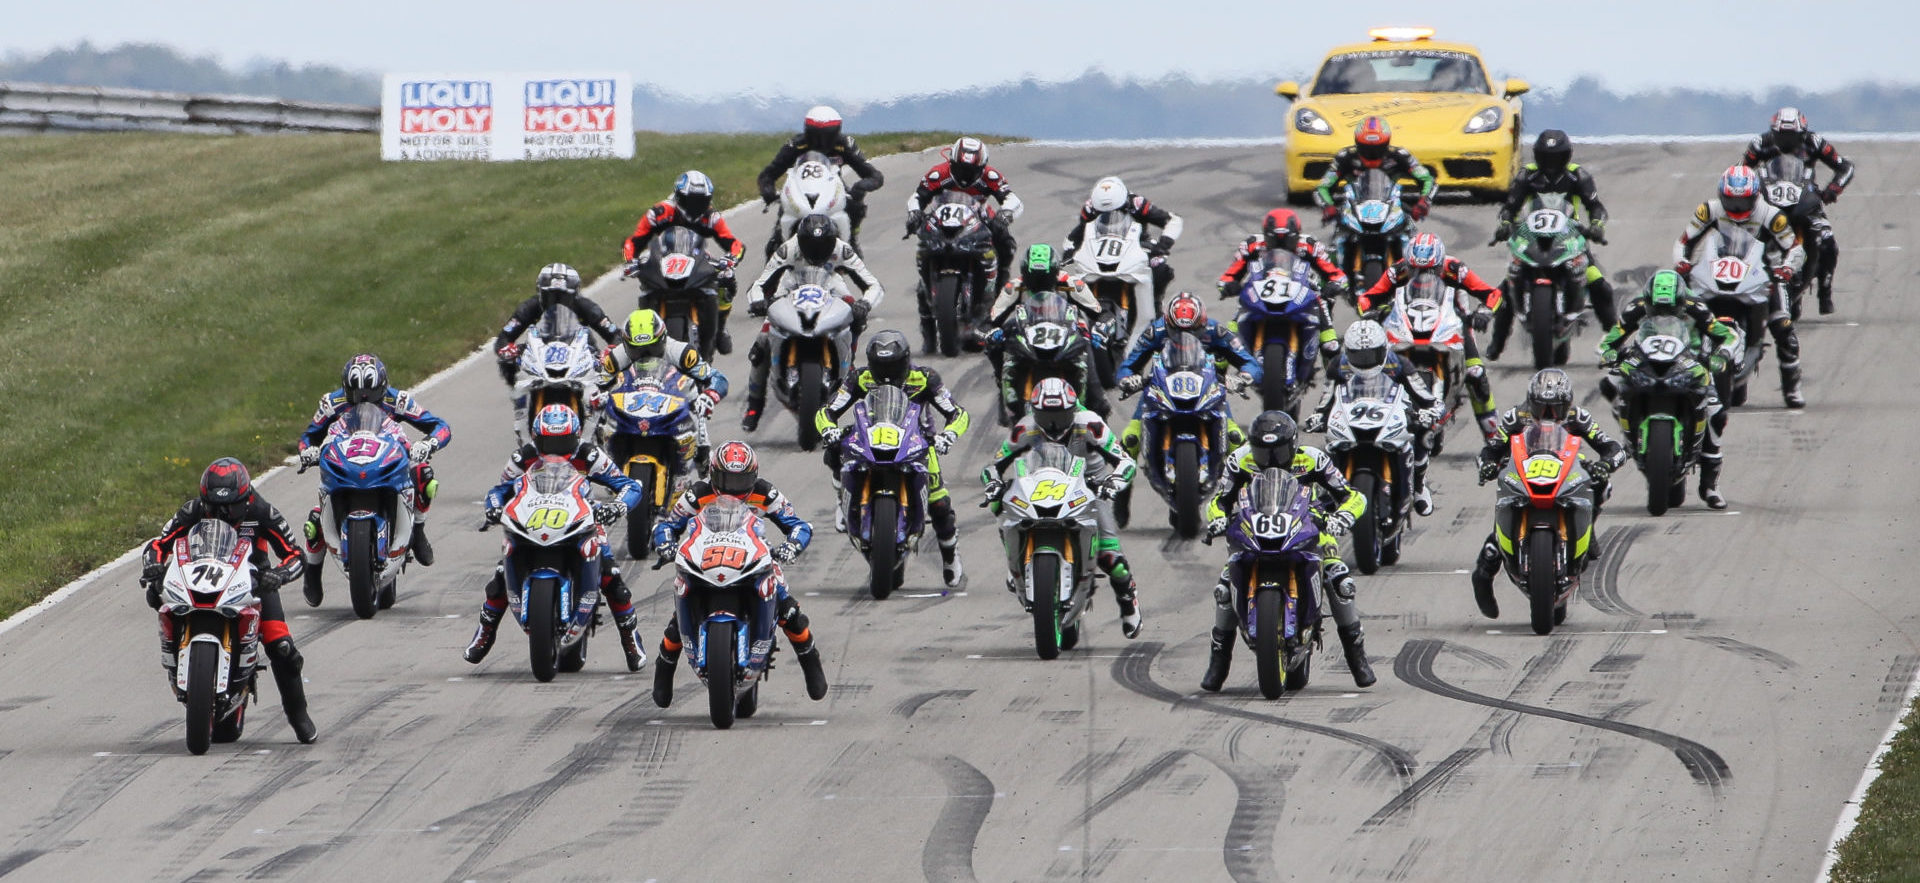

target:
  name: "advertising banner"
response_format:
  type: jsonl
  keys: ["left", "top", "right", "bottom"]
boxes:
{"left": 381, "top": 73, "right": 633, "bottom": 161}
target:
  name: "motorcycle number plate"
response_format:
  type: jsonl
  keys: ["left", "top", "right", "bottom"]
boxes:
{"left": 1639, "top": 334, "right": 1685, "bottom": 362}
{"left": 796, "top": 162, "right": 830, "bottom": 181}
{"left": 1766, "top": 181, "right": 1802, "bottom": 206}
{"left": 868, "top": 423, "right": 902, "bottom": 447}
{"left": 1356, "top": 201, "right": 1389, "bottom": 224}
{"left": 544, "top": 343, "right": 571, "bottom": 364}
{"left": 1027, "top": 322, "right": 1068, "bottom": 350}
{"left": 662, "top": 254, "right": 695, "bottom": 280}
{"left": 793, "top": 286, "right": 828, "bottom": 309}
{"left": 1166, "top": 371, "right": 1204, "bottom": 398}
{"left": 935, "top": 204, "right": 971, "bottom": 228}
{"left": 1527, "top": 209, "right": 1569, "bottom": 234}
{"left": 621, "top": 391, "right": 680, "bottom": 418}
{"left": 1523, "top": 455, "right": 1563, "bottom": 481}
{"left": 1093, "top": 236, "right": 1128, "bottom": 260}
{"left": 342, "top": 435, "right": 383, "bottom": 464}
{"left": 1712, "top": 257, "right": 1747, "bottom": 284}
{"left": 1257, "top": 276, "right": 1294, "bottom": 305}
{"left": 1347, "top": 402, "right": 1389, "bottom": 428}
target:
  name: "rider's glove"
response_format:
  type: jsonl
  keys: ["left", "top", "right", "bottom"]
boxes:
{"left": 748, "top": 298, "right": 769, "bottom": 317}
{"left": 1586, "top": 222, "right": 1608, "bottom": 246}
{"left": 257, "top": 569, "right": 286, "bottom": 593}
{"left": 1324, "top": 510, "right": 1355, "bottom": 537}
{"left": 1098, "top": 474, "right": 1128, "bottom": 500}
{"left": 759, "top": 184, "right": 779, "bottom": 205}
{"left": 496, "top": 342, "right": 522, "bottom": 363}
{"left": 1205, "top": 516, "right": 1228, "bottom": 540}
{"left": 905, "top": 210, "right": 925, "bottom": 235}
{"left": 691, "top": 388, "right": 721, "bottom": 419}
{"left": 484, "top": 505, "right": 504, "bottom": 525}
{"left": 409, "top": 439, "right": 436, "bottom": 463}
{"left": 145, "top": 582, "right": 163, "bottom": 610}
{"left": 621, "top": 259, "right": 642, "bottom": 278}
{"left": 1148, "top": 236, "right": 1173, "bottom": 258}
{"left": 850, "top": 298, "right": 872, "bottom": 321}
{"left": 1820, "top": 185, "right": 1842, "bottom": 205}
{"left": 299, "top": 446, "right": 322, "bottom": 468}
{"left": 1771, "top": 265, "right": 1795, "bottom": 283}
{"left": 932, "top": 430, "right": 957, "bottom": 455}
{"left": 654, "top": 544, "right": 676, "bottom": 568}
{"left": 772, "top": 541, "right": 802, "bottom": 564}
{"left": 1409, "top": 196, "right": 1432, "bottom": 221}
{"left": 1587, "top": 458, "right": 1612, "bottom": 482}
{"left": 820, "top": 425, "right": 844, "bottom": 447}
{"left": 1215, "top": 278, "right": 1234, "bottom": 299}
{"left": 1469, "top": 310, "right": 1493, "bottom": 333}
{"left": 1228, "top": 372, "right": 1253, "bottom": 395}
{"left": 1117, "top": 374, "right": 1146, "bottom": 396}
{"left": 1301, "top": 412, "right": 1327, "bottom": 434}
{"left": 1489, "top": 221, "right": 1513, "bottom": 246}
{"left": 1320, "top": 204, "right": 1340, "bottom": 224}
{"left": 141, "top": 558, "right": 166, "bottom": 587}
{"left": 1476, "top": 456, "right": 1501, "bottom": 485}
{"left": 593, "top": 500, "right": 627, "bottom": 525}
{"left": 1417, "top": 405, "right": 1446, "bottom": 429}
{"left": 1709, "top": 353, "right": 1729, "bottom": 374}
{"left": 980, "top": 479, "right": 1007, "bottom": 507}
{"left": 1674, "top": 260, "right": 1694, "bottom": 277}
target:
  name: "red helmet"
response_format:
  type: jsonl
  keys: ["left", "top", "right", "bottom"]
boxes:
{"left": 200, "top": 457, "right": 254, "bottom": 521}
{"left": 1407, "top": 232, "right": 1446, "bottom": 269}
{"left": 1354, "top": 116, "right": 1391, "bottom": 162}
{"left": 1165, "top": 292, "right": 1206, "bottom": 332}
{"left": 1261, "top": 208, "right": 1302, "bottom": 251}
{"left": 1720, "top": 165, "right": 1760, "bottom": 221}
{"left": 710, "top": 441, "right": 759, "bottom": 496}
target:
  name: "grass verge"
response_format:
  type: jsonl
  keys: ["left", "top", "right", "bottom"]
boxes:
{"left": 1830, "top": 696, "right": 1920, "bottom": 881}
{"left": 0, "top": 129, "right": 965, "bottom": 618}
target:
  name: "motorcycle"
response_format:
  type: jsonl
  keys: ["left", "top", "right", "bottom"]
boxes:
{"left": 1331, "top": 168, "right": 1413, "bottom": 294}
{"left": 1686, "top": 225, "right": 1772, "bottom": 408}
{"left": 1233, "top": 253, "right": 1324, "bottom": 416}
{"left": 1757, "top": 153, "right": 1826, "bottom": 320}
{"left": 1122, "top": 332, "right": 1241, "bottom": 539}
{"left": 994, "top": 442, "right": 1100, "bottom": 660}
{"left": 629, "top": 226, "right": 724, "bottom": 358}
{"left": 1068, "top": 209, "right": 1152, "bottom": 384}
{"left": 669, "top": 496, "right": 784, "bottom": 729}
{"left": 1220, "top": 468, "right": 1324, "bottom": 697}
{"left": 912, "top": 191, "right": 996, "bottom": 357}
{"left": 1379, "top": 271, "right": 1465, "bottom": 453}
{"left": 1505, "top": 192, "right": 1592, "bottom": 368}
{"left": 1488, "top": 424, "right": 1598, "bottom": 635}
{"left": 1322, "top": 374, "right": 1417, "bottom": 574}
{"left": 155, "top": 520, "right": 263, "bottom": 754}
{"left": 998, "top": 292, "right": 1104, "bottom": 424}
{"left": 1608, "top": 314, "right": 1721, "bottom": 516}
{"left": 513, "top": 308, "right": 603, "bottom": 442}
{"left": 774, "top": 151, "right": 852, "bottom": 247}
{"left": 306, "top": 403, "right": 419, "bottom": 618}
{"left": 838, "top": 385, "right": 932, "bottom": 600}
{"left": 602, "top": 363, "right": 701, "bottom": 558}
{"left": 764, "top": 268, "right": 857, "bottom": 450}
{"left": 485, "top": 457, "right": 623, "bottom": 682}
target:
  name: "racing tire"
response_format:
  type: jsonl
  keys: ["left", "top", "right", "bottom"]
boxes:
{"left": 1173, "top": 442, "right": 1202, "bottom": 540}
{"left": 346, "top": 520, "right": 377, "bottom": 620}
{"left": 558, "top": 628, "right": 588, "bottom": 673}
{"left": 1527, "top": 526, "right": 1558, "bottom": 636}
{"left": 1351, "top": 471, "right": 1383, "bottom": 575}
{"left": 868, "top": 495, "right": 900, "bottom": 600}
{"left": 528, "top": 576, "right": 560, "bottom": 683}
{"left": 1529, "top": 282, "right": 1557, "bottom": 370}
{"left": 184, "top": 642, "right": 218, "bottom": 756}
{"left": 1031, "top": 554, "right": 1062, "bottom": 661}
{"left": 707, "top": 624, "right": 738, "bottom": 730}
{"left": 1644, "top": 419, "right": 1677, "bottom": 517}
{"left": 796, "top": 360, "right": 824, "bottom": 451}
{"left": 1255, "top": 586, "right": 1284, "bottom": 700}
{"left": 734, "top": 681, "right": 759, "bottom": 719}
{"left": 625, "top": 461, "right": 658, "bottom": 560}
{"left": 1284, "top": 637, "right": 1312, "bottom": 692}
{"left": 934, "top": 276, "right": 963, "bottom": 358}
{"left": 1261, "top": 336, "right": 1293, "bottom": 416}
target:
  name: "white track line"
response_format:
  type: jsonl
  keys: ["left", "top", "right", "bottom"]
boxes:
{"left": 1816, "top": 666, "right": 1920, "bottom": 881}
{"left": 1022, "top": 131, "right": 1920, "bottom": 150}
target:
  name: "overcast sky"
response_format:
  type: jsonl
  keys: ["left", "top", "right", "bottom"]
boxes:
{"left": 5, "top": 0, "right": 1911, "bottom": 101}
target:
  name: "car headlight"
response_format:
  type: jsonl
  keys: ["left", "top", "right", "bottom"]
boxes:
{"left": 1463, "top": 106, "right": 1503, "bottom": 134}
{"left": 1294, "top": 107, "right": 1332, "bottom": 136}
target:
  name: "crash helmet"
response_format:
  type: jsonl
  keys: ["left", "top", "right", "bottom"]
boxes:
{"left": 623, "top": 309, "right": 668, "bottom": 364}
{"left": 672, "top": 170, "right": 714, "bottom": 217}
{"left": 1343, "top": 319, "right": 1390, "bottom": 375}
{"left": 1164, "top": 291, "right": 1206, "bottom": 332}
{"left": 533, "top": 404, "right": 580, "bottom": 457}
{"left": 342, "top": 353, "right": 387, "bottom": 406}
{"left": 536, "top": 262, "right": 581, "bottom": 311}
{"left": 1407, "top": 232, "right": 1446, "bottom": 270}
{"left": 200, "top": 457, "right": 255, "bottom": 522}
{"left": 1770, "top": 107, "right": 1808, "bottom": 153}
{"left": 865, "top": 330, "right": 912, "bottom": 387}
{"left": 1646, "top": 269, "right": 1686, "bottom": 313}
{"left": 1719, "top": 165, "right": 1760, "bottom": 222}
{"left": 1261, "top": 208, "right": 1302, "bottom": 251}
{"left": 1029, "top": 377, "right": 1080, "bottom": 439}
{"left": 1533, "top": 129, "right": 1573, "bottom": 175}
{"left": 710, "top": 440, "right": 759, "bottom": 496}
{"left": 797, "top": 213, "right": 837, "bottom": 264}
{"left": 1526, "top": 368, "right": 1574, "bottom": 423}
{"left": 1022, "top": 243, "right": 1059, "bottom": 292}
{"left": 1089, "top": 176, "right": 1128, "bottom": 213}
{"left": 803, "top": 105, "right": 842, "bottom": 149}
{"left": 1248, "top": 411, "right": 1300, "bottom": 471}
{"left": 949, "top": 137, "right": 989, "bottom": 187}
{"left": 1354, "top": 116, "right": 1392, "bottom": 162}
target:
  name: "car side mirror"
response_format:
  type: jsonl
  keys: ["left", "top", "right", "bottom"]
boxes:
{"left": 1504, "top": 78, "right": 1530, "bottom": 98}
{"left": 1275, "top": 81, "right": 1299, "bottom": 100}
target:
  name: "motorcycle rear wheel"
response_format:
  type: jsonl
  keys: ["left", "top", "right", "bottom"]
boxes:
{"left": 347, "top": 520, "right": 377, "bottom": 620}
{"left": 707, "top": 625, "right": 739, "bottom": 729}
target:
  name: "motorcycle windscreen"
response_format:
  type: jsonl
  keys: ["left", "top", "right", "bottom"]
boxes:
{"left": 185, "top": 519, "right": 242, "bottom": 563}
{"left": 784, "top": 264, "right": 835, "bottom": 290}
{"left": 1246, "top": 468, "right": 1306, "bottom": 518}
{"left": 1764, "top": 154, "right": 1810, "bottom": 186}
{"left": 860, "top": 384, "right": 911, "bottom": 428}
{"left": 1160, "top": 332, "right": 1209, "bottom": 374}
{"left": 1405, "top": 271, "right": 1449, "bottom": 307}
{"left": 1352, "top": 169, "right": 1395, "bottom": 205}
{"left": 1710, "top": 224, "right": 1763, "bottom": 262}
{"left": 1024, "top": 292, "right": 1076, "bottom": 327}
{"left": 699, "top": 495, "right": 754, "bottom": 533}
{"left": 1343, "top": 372, "right": 1396, "bottom": 401}
{"left": 927, "top": 191, "right": 983, "bottom": 230}
{"left": 651, "top": 226, "right": 706, "bottom": 262}
{"left": 343, "top": 403, "right": 390, "bottom": 436}
{"left": 526, "top": 458, "right": 584, "bottom": 496}
{"left": 1021, "top": 441, "right": 1082, "bottom": 477}
{"left": 537, "top": 303, "right": 582, "bottom": 339}
{"left": 1093, "top": 210, "right": 1132, "bottom": 238}
{"left": 1520, "top": 423, "right": 1573, "bottom": 458}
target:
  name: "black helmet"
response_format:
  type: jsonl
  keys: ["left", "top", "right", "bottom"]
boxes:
{"left": 1526, "top": 368, "right": 1574, "bottom": 423}
{"left": 797, "top": 213, "right": 836, "bottom": 264}
{"left": 672, "top": 170, "right": 714, "bottom": 217}
{"left": 1248, "top": 411, "right": 1299, "bottom": 471}
{"left": 1533, "top": 129, "right": 1572, "bottom": 175}
{"left": 865, "top": 330, "right": 911, "bottom": 387}
{"left": 1021, "top": 243, "right": 1059, "bottom": 292}
{"left": 200, "top": 457, "right": 255, "bottom": 522}
{"left": 536, "top": 262, "right": 580, "bottom": 312}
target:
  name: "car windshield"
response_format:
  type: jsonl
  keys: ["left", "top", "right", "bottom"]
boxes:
{"left": 1352, "top": 169, "right": 1396, "bottom": 204}
{"left": 699, "top": 495, "right": 752, "bottom": 533}
{"left": 526, "top": 457, "right": 581, "bottom": 495}
{"left": 1023, "top": 441, "right": 1081, "bottom": 475}
{"left": 653, "top": 226, "right": 704, "bottom": 258}
{"left": 860, "top": 384, "right": 911, "bottom": 427}
{"left": 1312, "top": 48, "right": 1489, "bottom": 95}
{"left": 1247, "top": 468, "right": 1304, "bottom": 517}
{"left": 1343, "top": 372, "right": 1397, "bottom": 400}
{"left": 1521, "top": 423, "right": 1571, "bottom": 458}
{"left": 1093, "top": 210, "right": 1134, "bottom": 238}
{"left": 185, "top": 519, "right": 241, "bottom": 562}
{"left": 1161, "top": 332, "right": 1209, "bottom": 373}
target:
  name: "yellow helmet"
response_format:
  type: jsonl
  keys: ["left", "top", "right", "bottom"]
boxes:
{"left": 623, "top": 309, "right": 667, "bottom": 361}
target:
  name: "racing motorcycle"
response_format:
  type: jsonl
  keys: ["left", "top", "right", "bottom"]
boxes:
{"left": 1121, "top": 333, "right": 1242, "bottom": 539}
{"left": 602, "top": 363, "right": 701, "bottom": 558}
{"left": 304, "top": 403, "right": 420, "bottom": 619}
{"left": 1233, "top": 254, "right": 1324, "bottom": 416}
{"left": 1607, "top": 314, "right": 1721, "bottom": 516}
{"left": 998, "top": 292, "right": 1103, "bottom": 425}
{"left": 1218, "top": 468, "right": 1324, "bottom": 697}
{"left": 838, "top": 385, "right": 931, "bottom": 600}
{"left": 1505, "top": 192, "right": 1592, "bottom": 368}
{"left": 1331, "top": 168, "right": 1412, "bottom": 294}
{"left": 484, "top": 457, "right": 624, "bottom": 682}
{"left": 155, "top": 520, "right": 263, "bottom": 755}
{"left": 1757, "top": 154, "right": 1825, "bottom": 320}
{"left": 993, "top": 443, "right": 1100, "bottom": 660}
{"left": 1380, "top": 271, "right": 1465, "bottom": 453}
{"left": 1322, "top": 374, "right": 1416, "bottom": 574}
{"left": 513, "top": 309, "right": 602, "bottom": 443}
{"left": 773, "top": 151, "right": 852, "bottom": 249}
{"left": 629, "top": 226, "right": 724, "bottom": 358}
{"left": 1487, "top": 424, "right": 1598, "bottom": 635}
{"left": 912, "top": 191, "right": 996, "bottom": 357}
{"left": 763, "top": 268, "right": 857, "bottom": 450}
{"left": 1068, "top": 209, "right": 1152, "bottom": 383}
{"left": 1686, "top": 225, "right": 1772, "bottom": 408}
{"left": 669, "top": 497, "right": 784, "bottom": 729}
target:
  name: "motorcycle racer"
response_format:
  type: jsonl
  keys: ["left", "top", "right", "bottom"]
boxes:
{"left": 906, "top": 136, "right": 1024, "bottom": 335}
{"left": 1673, "top": 164, "right": 1808, "bottom": 408}
{"left": 1215, "top": 208, "right": 1350, "bottom": 363}
{"left": 1314, "top": 116, "right": 1438, "bottom": 224}
{"left": 1304, "top": 319, "right": 1444, "bottom": 515}
{"left": 1488, "top": 129, "right": 1619, "bottom": 350}
{"left": 493, "top": 263, "right": 624, "bottom": 386}
{"left": 142, "top": 458, "right": 318, "bottom": 744}
{"left": 741, "top": 214, "right": 884, "bottom": 431}
{"left": 1063, "top": 176, "right": 1185, "bottom": 315}
{"left": 1358, "top": 232, "right": 1503, "bottom": 439}
{"left": 985, "top": 244, "right": 1109, "bottom": 416}
{"left": 1743, "top": 107, "right": 1853, "bottom": 313}
{"left": 649, "top": 441, "right": 829, "bottom": 705}
{"left": 756, "top": 105, "right": 885, "bottom": 242}
{"left": 1114, "top": 292, "right": 1261, "bottom": 457}
{"left": 622, "top": 170, "right": 748, "bottom": 353}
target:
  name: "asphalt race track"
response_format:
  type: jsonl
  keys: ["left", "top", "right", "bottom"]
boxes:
{"left": 0, "top": 141, "right": 1914, "bottom": 882}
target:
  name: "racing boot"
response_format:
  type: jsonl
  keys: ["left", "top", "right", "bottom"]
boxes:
{"left": 939, "top": 539, "right": 964, "bottom": 588}
{"left": 409, "top": 521, "right": 434, "bottom": 567}
{"left": 1110, "top": 559, "right": 1143, "bottom": 639}
{"left": 714, "top": 306, "right": 734, "bottom": 355}
{"left": 1781, "top": 361, "right": 1806, "bottom": 409}
{"left": 742, "top": 339, "right": 769, "bottom": 431}
{"left": 1199, "top": 627, "right": 1235, "bottom": 692}
{"left": 409, "top": 466, "right": 438, "bottom": 566}
{"left": 1411, "top": 459, "right": 1434, "bottom": 516}
{"left": 830, "top": 474, "right": 848, "bottom": 533}
{"left": 1699, "top": 456, "right": 1728, "bottom": 510}
{"left": 301, "top": 512, "right": 324, "bottom": 607}
{"left": 1486, "top": 289, "right": 1514, "bottom": 361}
{"left": 777, "top": 597, "right": 829, "bottom": 700}
{"left": 653, "top": 636, "right": 679, "bottom": 708}
{"left": 463, "top": 601, "right": 504, "bottom": 664}
{"left": 1471, "top": 539, "right": 1501, "bottom": 619}
{"left": 932, "top": 496, "right": 963, "bottom": 587}
{"left": 267, "top": 637, "right": 318, "bottom": 744}
{"left": 740, "top": 407, "right": 762, "bottom": 432}
{"left": 1587, "top": 275, "right": 1620, "bottom": 329}
{"left": 1337, "top": 623, "right": 1377, "bottom": 688}
{"left": 615, "top": 610, "right": 645, "bottom": 673}
{"left": 1818, "top": 271, "right": 1836, "bottom": 315}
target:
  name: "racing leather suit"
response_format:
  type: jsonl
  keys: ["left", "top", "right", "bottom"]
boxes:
{"left": 1114, "top": 318, "right": 1261, "bottom": 456}
{"left": 815, "top": 366, "right": 971, "bottom": 565}
{"left": 1314, "top": 146, "right": 1438, "bottom": 211}
{"left": 758, "top": 132, "right": 884, "bottom": 243}
{"left": 1491, "top": 161, "right": 1619, "bottom": 335}
{"left": 296, "top": 386, "right": 450, "bottom": 572}
{"left": 1359, "top": 257, "right": 1504, "bottom": 437}
{"left": 1674, "top": 198, "right": 1806, "bottom": 404}
{"left": 1744, "top": 129, "right": 1854, "bottom": 306}
{"left": 1064, "top": 193, "right": 1184, "bottom": 314}
{"left": 908, "top": 161, "right": 1024, "bottom": 332}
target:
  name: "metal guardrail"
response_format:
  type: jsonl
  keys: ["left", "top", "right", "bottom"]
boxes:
{"left": 0, "top": 82, "right": 378, "bottom": 134}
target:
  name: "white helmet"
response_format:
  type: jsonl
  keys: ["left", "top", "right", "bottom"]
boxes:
{"left": 804, "top": 105, "right": 841, "bottom": 128}
{"left": 1343, "top": 320, "right": 1389, "bottom": 375}
{"left": 1089, "top": 177, "right": 1128, "bottom": 213}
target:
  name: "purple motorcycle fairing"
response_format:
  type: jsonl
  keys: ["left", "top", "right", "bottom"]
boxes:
{"left": 838, "top": 386, "right": 931, "bottom": 548}
{"left": 1236, "top": 254, "right": 1323, "bottom": 389}
{"left": 1224, "top": 469, "right": 1324, "bottom": 640}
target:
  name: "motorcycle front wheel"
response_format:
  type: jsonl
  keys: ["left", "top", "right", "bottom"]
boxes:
{"left": 1529, "top": 281, "right": 1557, "bottom": 370}
{"left": 1526, "top": 525, "right": 1559, "bottom": 636}
{"left": 528, "top": 576, "right": 560, "bottom": 682}
{"left": 1351, "top": 471, "right": 1383, "bottom": 575}
{"left": 934, "top": 275, "right": 963, "bottom": 358}
{"left": 1172, "top": 441, "right": 1202, "bottom": 539}
{"left": 184, "top": 642, "right": 219, "bottom": 755}
{"left": 1255, "top": 585, "right": 1284, "bottom": 699}
{"left": 1644, "top": 418, "right": 1677, "bottom": 517}
{"left": 867, "top": 495, "right": 899, "bottom": 600}
{"left": 1030, "top": 553, "right": 1062, "bottom": 661}
{"left": 796, "top": 360, "right": 824, "bottom": 451}
{"left": 347, "top": 520, "right": 378, "bottom": 620}
{"left": 707, "top": 625, "right": 739, "bottom": 730}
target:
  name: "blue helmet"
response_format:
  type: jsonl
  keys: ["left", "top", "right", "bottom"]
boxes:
{"left": 534, "top": 404, "right": 580, "bottom": 456}
{"left": 342, "top": 354, "right": 387, "bottom": 405}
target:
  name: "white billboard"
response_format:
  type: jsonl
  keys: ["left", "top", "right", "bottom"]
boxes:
{"left": 380, "top": 73, "right": 633, "bottom": 161}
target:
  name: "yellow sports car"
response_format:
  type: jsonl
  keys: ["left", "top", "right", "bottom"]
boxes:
{"left": 1277, "top": 28, "right": 1529, "bottom": 202}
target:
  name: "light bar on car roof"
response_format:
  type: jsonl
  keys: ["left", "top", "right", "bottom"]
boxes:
{"left": 1369, "top": 27, "right": 1435, "bottom": 42}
